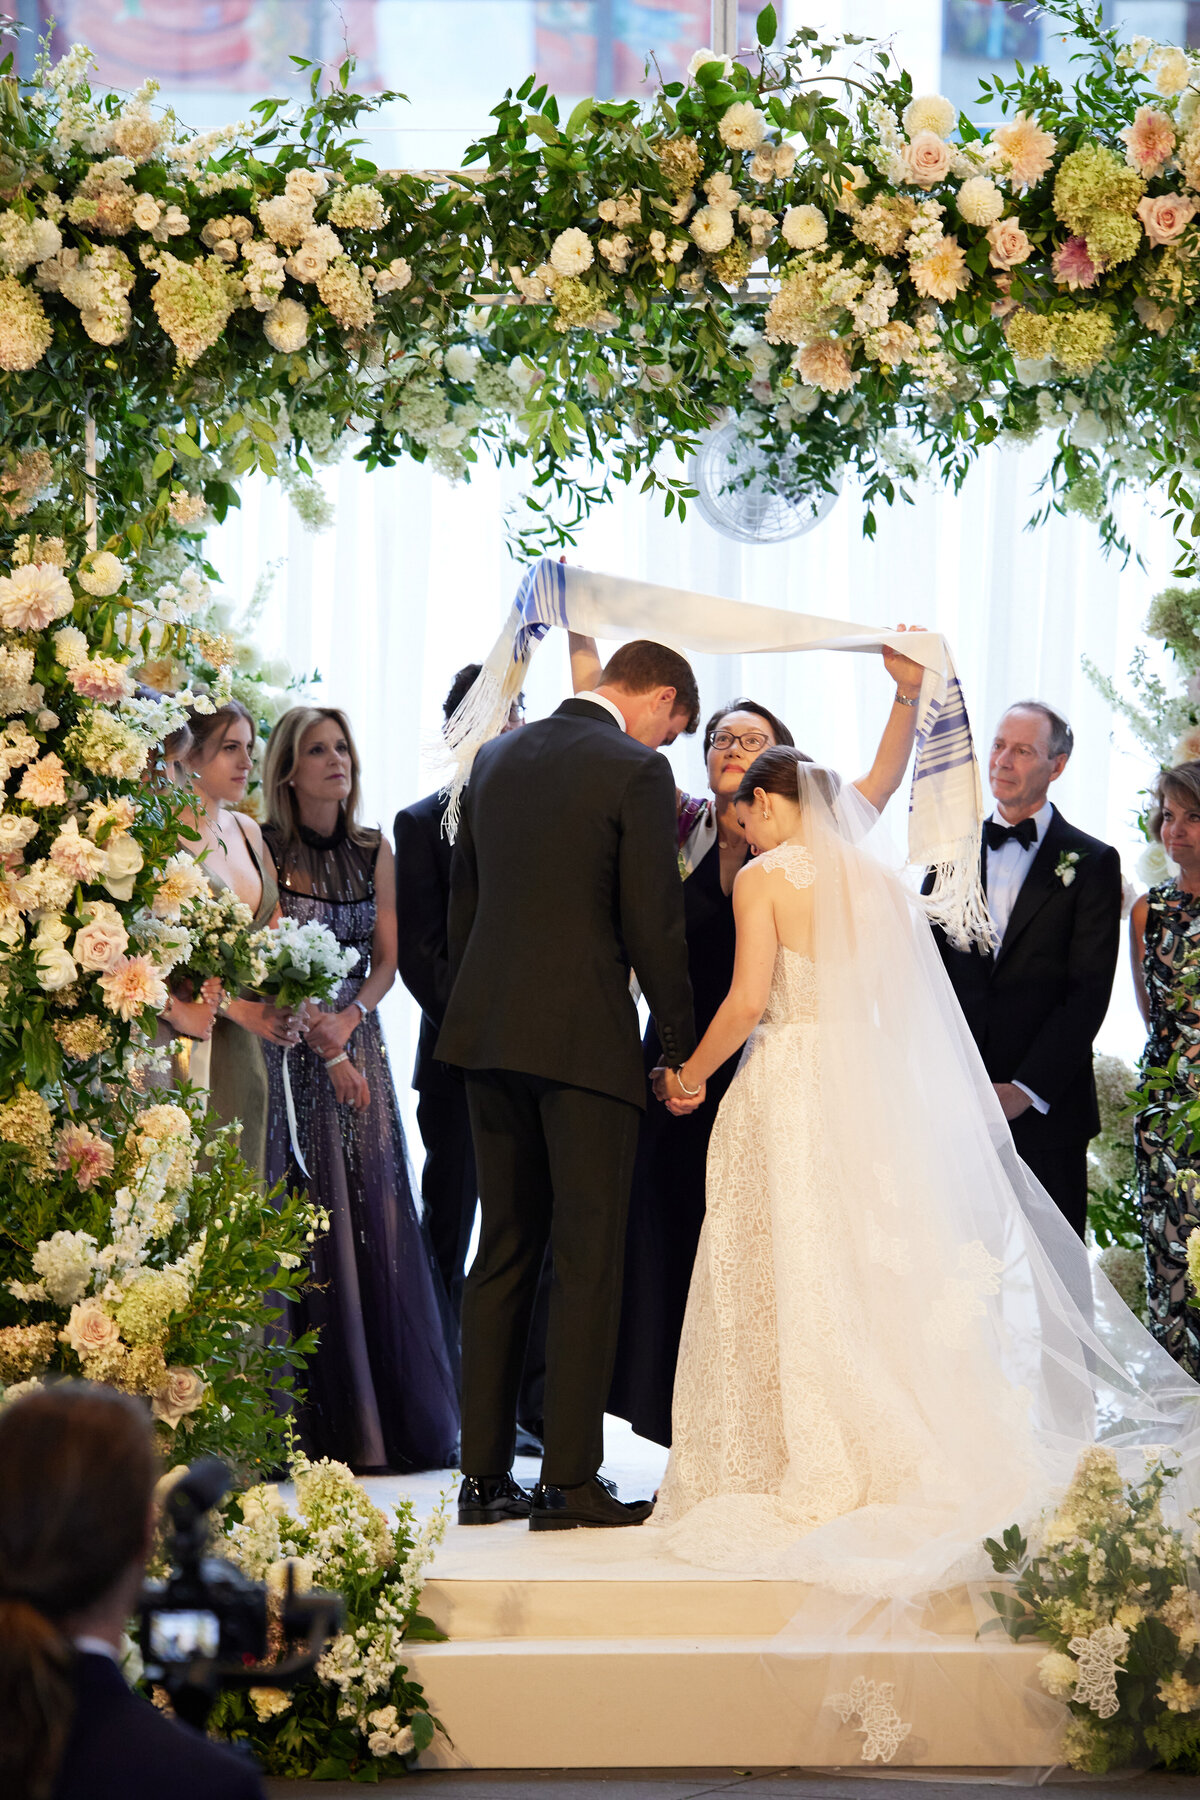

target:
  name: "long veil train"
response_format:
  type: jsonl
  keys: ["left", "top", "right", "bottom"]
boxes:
{"left": 649, "top": 766, "right": 1200, "bottom": 1764}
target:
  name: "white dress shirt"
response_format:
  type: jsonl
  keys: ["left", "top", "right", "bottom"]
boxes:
{"left": 575, "top": 691, "right": 626, "bottom": 732}
{"left": 986, "top": 797, "right": 1055, "bottom": 1115}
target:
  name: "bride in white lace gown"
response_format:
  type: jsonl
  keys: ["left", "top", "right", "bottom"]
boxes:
{"left": 651, "top": 751, "right": 1200, "bottom": 1602}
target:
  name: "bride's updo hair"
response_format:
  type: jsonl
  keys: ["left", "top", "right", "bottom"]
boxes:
{"left": 734, "top": 746, "right": 841, "bottom": 810}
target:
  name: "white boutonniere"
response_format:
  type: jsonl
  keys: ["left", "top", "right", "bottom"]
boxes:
{"left": 1056, "top": 850, "right": 1084, "bottom": 886}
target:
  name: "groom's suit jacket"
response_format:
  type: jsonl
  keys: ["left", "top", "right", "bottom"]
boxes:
{"left": 436, "top": 697, "right": 696, "bottom": 1108}
{"left": 926, "top": 805, "right": 1122, "bottom": 1146}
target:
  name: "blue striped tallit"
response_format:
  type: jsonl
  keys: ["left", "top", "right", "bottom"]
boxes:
{"left": 442, "top": 559, "right": 991, "bottom": 949}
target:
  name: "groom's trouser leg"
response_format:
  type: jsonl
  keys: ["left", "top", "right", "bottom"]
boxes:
{"left": 537, "top": 1082, "right": 640, "bottom": 1489}
{"left": 460, "top": 1070, "right": 553, "bottom": 1475}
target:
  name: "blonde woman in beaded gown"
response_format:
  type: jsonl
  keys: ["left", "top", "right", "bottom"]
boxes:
{"left": 261, "top": 707, "right": 458, "bottom": 1474}
{"left": 652, "top": 749, "right": 1200, "bottom": 1603}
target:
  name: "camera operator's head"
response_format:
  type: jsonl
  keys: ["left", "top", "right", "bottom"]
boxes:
{"left": 0, "top": 1382, "right": 157, "bottom": 1800}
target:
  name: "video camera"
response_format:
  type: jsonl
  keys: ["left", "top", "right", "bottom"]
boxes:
{"left": 138, "top": 1455, "right": 343, "bottom": 1729}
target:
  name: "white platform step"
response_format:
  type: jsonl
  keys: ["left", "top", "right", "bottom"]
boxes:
{"left": 405, "top": 1632, "right": 1062, "bottom": 1770}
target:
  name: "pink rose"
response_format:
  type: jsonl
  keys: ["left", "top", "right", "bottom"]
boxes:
{"left": 986, "top": 218, "right": 1032, "bottom": 270}
{"left": 73, "top": 915, "right": 129, "bottom": 972}
{"left": 902, "top": 132, "right": 952, "bottom": 188}
{"left": 1137, "top": 192, "right": 1197, "bottom": 247}
{"left": 153, "top": 1367, "right": 206, "bottom": 1428}
{"left": 61, "top": 1299, "right": 119, "bottom": 1360}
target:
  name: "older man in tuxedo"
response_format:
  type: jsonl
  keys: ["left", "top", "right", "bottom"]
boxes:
{"left": 928, "top": 700, "right": 1122, "bottom": 1239}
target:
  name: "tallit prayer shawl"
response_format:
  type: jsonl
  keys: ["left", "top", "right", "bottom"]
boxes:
{"left": 443, "top": 558, "right": 991, "bottom": 950}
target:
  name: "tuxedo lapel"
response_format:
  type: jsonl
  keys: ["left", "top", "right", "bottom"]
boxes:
{"left": 995, "top": 808, "right": 1066, "bottom": 965}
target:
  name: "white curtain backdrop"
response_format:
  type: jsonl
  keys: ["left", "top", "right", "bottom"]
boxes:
{"left": 206, "top": 442, "right": 1175, "bottom": 1123}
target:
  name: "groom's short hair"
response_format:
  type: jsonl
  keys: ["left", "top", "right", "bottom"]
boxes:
{"left": 599, "top": 640, "right": 700, "bottom": 733}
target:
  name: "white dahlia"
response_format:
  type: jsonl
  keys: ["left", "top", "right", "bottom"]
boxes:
{"left": 77, "top": 551, "right": 126, "bottom": 596}
{"left": 781, "top": 204, "right": 829, "bottom": 250}
{"left": 548, "top": 228, "right": 594, "bottom": 277}
{"left": 263, "top": 297, "right": 310, "bottom": 353}
{"left": 689, "top": 205, "right": 735, "bottom": 252}
{"left": 956, "top": 175, "right": 1005, "bottom": 226}
{"left": 719, "top": 101, "right": 767, "bottom": 151}
{"left": 903, "top": 94, "right": 957, "bottom": 140}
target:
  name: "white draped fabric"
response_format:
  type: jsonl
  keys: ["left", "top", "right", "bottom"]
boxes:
{"left": 205, "top": 441, "right": 1173, "bottom": 1107}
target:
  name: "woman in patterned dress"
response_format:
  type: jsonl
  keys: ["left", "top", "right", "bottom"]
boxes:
{"left": 1130, "top": 759, "right": 1200, "bottom": 1379}
{"left": 261, "top": 706, "right": 458, "bottom": 1474}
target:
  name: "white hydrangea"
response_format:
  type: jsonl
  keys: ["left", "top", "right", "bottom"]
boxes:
{"left": 31, "top": 1229, "right": 98, "bottom": 1307}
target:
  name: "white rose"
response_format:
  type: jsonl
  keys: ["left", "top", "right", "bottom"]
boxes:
{"left": 0, "top": 813, "right": 38, "bottom": 855}
{"left": 687, "top": 46, "right": 733, "bottom": 80}
{"left": 132, "top": 193, "right": 162, "bottom": 231}
{"left": 33, "top": 914, "right": 71, "bottom": 945}
{"left": 781, "top": 204, "right": 828, "bottom": 250}
{"left": 548, "top": 228, "right": 594, "bottom": 277}
{"left": 507, "top": 356, "right": 538, "bottom": 391}
{"left": 76, "top": 551, "right": 126, "bottom": 597}
{"left": 101, "top": 834, "right": 145, "bottom": 901}
{"left": 36, "top": 943, "right": 77, "bottom": 991}
{"left": 444, "top": 344, "right": 479, "bottom": 382}
{"left": 367, "top": 1732, "right": 394, "bottom": 1758}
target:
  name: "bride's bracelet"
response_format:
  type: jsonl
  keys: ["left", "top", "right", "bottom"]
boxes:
{"left": 674, "top": 1065, "right": 702, "bottom": 1097}
{"left": 324, "top": 1051, "right": 350, "bottom": 1070}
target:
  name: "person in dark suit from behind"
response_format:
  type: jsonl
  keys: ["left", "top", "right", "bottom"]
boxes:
{"left": 926, "top": 700, "right": 1122, "bottom": 1239}
{"left": 438, "top": 640, "right": 701, "bottom": 1530}
{"left": 395, "top": 666, "right": 549, "bottom": 1457}
{"left": 0, "top": 1382, "right": 264, "bottom": 1800}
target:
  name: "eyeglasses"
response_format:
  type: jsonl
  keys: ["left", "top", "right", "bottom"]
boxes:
{"left": 711, "top": 729, "right": 770, "bottom": 754}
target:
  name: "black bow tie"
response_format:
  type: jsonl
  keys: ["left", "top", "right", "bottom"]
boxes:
{"left": 985, "top": 817, "right": 1037, "bottom": 853}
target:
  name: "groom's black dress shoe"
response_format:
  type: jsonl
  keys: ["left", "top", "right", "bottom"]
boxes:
{"left": 457, "top": 1474, "right": 532, "bottom": 1525}
{"left": 529, "top": 1477, "right": 654, "bottom": 1530}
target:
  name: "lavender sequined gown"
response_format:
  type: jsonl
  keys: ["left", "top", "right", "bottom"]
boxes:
{"left": 263, "top": 822, "right": 459, "bottom": 1472}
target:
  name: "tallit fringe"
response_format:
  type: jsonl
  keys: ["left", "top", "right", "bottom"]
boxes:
{"left": 436, "top": 653, "right": 529, "bottom": 840}
{"left": 919, "top": 839, "right": 996, "bottom": 954}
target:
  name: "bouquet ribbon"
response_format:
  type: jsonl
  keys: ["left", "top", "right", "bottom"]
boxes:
{"left": 282, "top": 1047, "right": 310, "bottom": 1178}
{"left": 440, "top": 557, "right": 990, "bottom": 950}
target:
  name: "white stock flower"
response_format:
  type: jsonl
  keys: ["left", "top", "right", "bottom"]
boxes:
{"left": 1151, "top": 46, "right": 1192, "bottom": 95}
{"left": 781, "top": 205, "right": 828, "bottom": 249}
{"left": 548, "top": 228, "right": 594, "bottom": 276}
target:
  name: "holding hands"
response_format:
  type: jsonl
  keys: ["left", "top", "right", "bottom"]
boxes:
{"left": 651, "top": 1063, "right": 707, "bottom": 1116}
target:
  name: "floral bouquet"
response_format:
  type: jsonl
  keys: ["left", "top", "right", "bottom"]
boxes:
{"left": 984, "top": 1448, "right": 1200, "bottom": 1773}
{"left": 174, "top": 885, "right": 259, "bottom": 993}
{"left": 210, "top": 1455, "right": 448, "bottom": 1777}
{"left": 247, "top": 917, "right": 359, "bottom": 1010}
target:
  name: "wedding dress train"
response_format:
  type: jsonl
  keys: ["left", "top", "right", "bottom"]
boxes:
{"left": 653, "top": 780, "right": 1200, "bottom": 1607}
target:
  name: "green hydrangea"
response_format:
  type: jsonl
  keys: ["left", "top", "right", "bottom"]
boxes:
{"left": 1053, "top": 145, "right": 1145, "bottom": 267}
{"left": 1005, "top": 308, "right": 1054, "bottom": 361}
{"left": 551, "top": 277, "right": 606, "bottom": 331}
{"left": 1062, "top": 471, "right": 1106, "bottom": 520}
{"left": 1050, "top": 307, "right": 1115, "bottom": 374}
{"left": 114, "top": 1269, "right": 189, "bottom": 1347}
{"left": 1145, "top": 583, "right": 1200, "bottom": 661}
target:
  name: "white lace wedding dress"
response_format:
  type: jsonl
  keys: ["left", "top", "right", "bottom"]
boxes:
{"left": 652, "top": 814, "right": 1200, "bottom": 1603}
